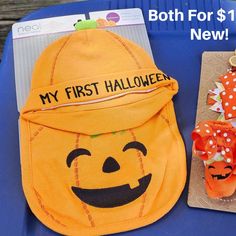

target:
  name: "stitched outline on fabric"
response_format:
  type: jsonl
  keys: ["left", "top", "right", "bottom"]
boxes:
{"left": 128, "top": 129, "right": 146, "bottom": 217}
{"left": 32, "top": 87, "right": 167, "bottom": 114}
{"left": 30, "top": 126, "right": 44, "bottom": 141}
{"left": 74, "top": 133, "right": 95, "bottom": 227}
{"left": 50, "top": 35, "right": 72, "bottom": 85}
{"left": 159, "top": 102, "right": 186, "bottom": 203}
{"left": 33, "top": 188, "right": 66, "bottom": 227}
{"left": 28, "top": 122, "right": 65, "bottom": 227}
{"left": 106, "top": 31, "right": 141, "bottom": 69}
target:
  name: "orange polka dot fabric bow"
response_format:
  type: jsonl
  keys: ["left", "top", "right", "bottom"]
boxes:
{"left": 192, "top": 120, "right": 236, "bottom": 164}
{"left": 220, "top": 71, "right": 236, "bottom": 120}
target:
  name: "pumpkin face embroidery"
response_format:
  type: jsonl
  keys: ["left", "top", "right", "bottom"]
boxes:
{"left": 19, "top": 29, "right": 186, "bottom": 235}
{"left": 66, "top": 140, "right": 152, "bottom": 208}
{"left": 205, "top": 160, "right": 236, "bottom": 198}
{"left": 207, "top": 161, "right": 234, "bottom": 181}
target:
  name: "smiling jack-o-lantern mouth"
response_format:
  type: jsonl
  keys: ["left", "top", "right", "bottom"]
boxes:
{"left": 208, "top": 164, "right": 233, "bottom": 180}
{"left": 211, "top": 173, "right": 231, "bottom": 180}
{"left": 71, "top": 173, "right": 152, "bottom": 208}
{"left": 67, "top": 141, "right": 151, "bottom": 208}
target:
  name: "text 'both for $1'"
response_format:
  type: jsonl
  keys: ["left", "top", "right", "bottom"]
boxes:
{"left": 149, "top": 8, "right": 234, "bottom": 40}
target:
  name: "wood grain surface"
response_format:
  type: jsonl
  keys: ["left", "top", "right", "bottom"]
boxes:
{"left": 0, "top": 0, "right": 80, "bottom": 60}
{"left": 188, "top": 51, "right": 236, "bottom": 213}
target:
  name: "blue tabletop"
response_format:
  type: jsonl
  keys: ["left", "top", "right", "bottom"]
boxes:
{"left": 0, "top": 0, "right": 236, "bottom": 235}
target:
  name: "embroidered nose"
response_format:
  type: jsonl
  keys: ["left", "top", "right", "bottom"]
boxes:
{"left": 102, "top": 157, "right": 120, "bottom": 173}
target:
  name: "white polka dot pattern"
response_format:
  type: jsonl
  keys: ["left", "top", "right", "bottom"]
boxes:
{"left": 192, "top": 120, "right": 236, "bottom": 164}
{"left": 220, "top": 71, "right": 236, "bottom": 120}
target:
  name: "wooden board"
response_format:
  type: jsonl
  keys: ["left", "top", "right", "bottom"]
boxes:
{"left": 188, "top": 51, "right": 236, "bottom": 213}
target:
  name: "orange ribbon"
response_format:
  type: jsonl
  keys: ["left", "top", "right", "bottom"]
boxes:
{"left": 192, "top": 121, "right": 236, "bottom": 164}
{"left": 220, "top": 71, "right": 236, "bottom": 120}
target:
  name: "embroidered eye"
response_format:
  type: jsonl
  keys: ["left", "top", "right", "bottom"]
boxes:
{"left": 122, "top": 141, "right": 147, "bottom": 156}
{"left": 66, "top": 148, "right": 91, "bottom": 167}
{"left": 208, "top": 165, "right": 215, "bottom": 169}
{"left": 224, "top": 165, "right": 233, "bottom": 170}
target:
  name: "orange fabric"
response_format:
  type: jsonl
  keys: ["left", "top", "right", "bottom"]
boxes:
{"left": 192, "top": 120, "right": 236, "bottom": 198}
{"left": 22, "top": 68, "right": 176, "bottom": 112}
{"left": 192, "top": 120, "right": 236, "bottom": 163}
{"left": 19, "top": 29, "right": 186, "bottom": 235}
{"left": 207, "top": 92, "right": 216, "bottom": 105}
{"left": 205, "top": 161, "right": 236, "bottom": 199}
{"left": 220, "top": 71, "right": 236, "bottom": 120}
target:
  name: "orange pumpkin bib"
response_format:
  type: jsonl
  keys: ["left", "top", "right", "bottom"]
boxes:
{"left": 19, "top": 29, "right": 186, "bottom": 235}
